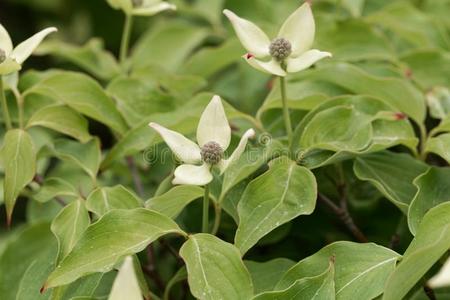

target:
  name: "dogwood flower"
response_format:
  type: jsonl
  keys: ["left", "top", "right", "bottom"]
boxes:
{"left": 0, "top": 25, "right": 57, "bottom": 75}
{"left": 149, "top": 96, "right": 255, "bottom": 186}
{"left": 223, "top": 2, "right": 331, "bottom": 77}
{"left": 107, "top": 0, "right": 176, "bottom": 16}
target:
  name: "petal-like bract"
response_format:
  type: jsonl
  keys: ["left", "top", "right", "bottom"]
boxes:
{"left": 223, "top": 9, "right": 271, "bottom": 58}
{"left": 243, "top": 55, "right": 287, "bottom": 77}
{"left": 219, "top": 129, "right": 255, "bottom": 174}
{"left": 278, "top": 3, "right": 315, "bottom": 57}
{"left": 133, "top": 2, "right": 176, "bottom": 16}
{"left": 286, "top": 49, "right": 331, "bottom": 73}
{"left": 149, "top": 122, "right": 202, "bottom": 164}
{"left": 173, "top": 163, "right": 213, "bottom": 186}
{"left": 0, "top": 24, "right": 13, "bottom": 55}
{"left": 197, "top": 95, "right": 231, "bottom": 150}
{"left": 11, "top": 27, "right": 57, "bottom": 64}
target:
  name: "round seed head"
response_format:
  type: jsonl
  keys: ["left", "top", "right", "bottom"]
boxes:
{"left": 201, "top": 141, "right": 224, "bottom": 165}
{"left": 132, "top": 0, "right": 144, "bottom": 8}
{"left": 0, "top": 49, "right": 6, "bottom": 64}
{"left": 269, "top": 38, "right": 292, "bottom": 61}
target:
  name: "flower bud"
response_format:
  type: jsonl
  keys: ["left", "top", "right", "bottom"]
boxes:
{"left": 269, "top": 38, "right": 292, "bottom": 61}
{"left": 201, "top": 141, "right": 224, "bottom": 165}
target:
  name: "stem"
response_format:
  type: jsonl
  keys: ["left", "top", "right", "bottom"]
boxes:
{"left": 419, "top": 124, "right": 428, "bottom": 161}
{"left": 202, "top": 185, "right": 210, "bottom": 233}
{"left": 318, "top": 193, "right": 368, "bottom": 243}
{"left": 211, "top": 203, "right": 222, "bottom": 235}
{"left": 279, "top": 76, "right": 292, "bottom": 147}
{"left": 119, "top": 14, "right": 133, "bottom": 66}
{"left": 12, "top": 88, "right": 24, "bottom": 128}
{"left": 0, "top": 77, "right": 12, "bottom": 130}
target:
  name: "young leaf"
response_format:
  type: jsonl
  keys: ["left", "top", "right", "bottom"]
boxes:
{"left": 25, "top": 71, "right": 128, "bottom": 135}
{"left": 253, "top": 258, "right": 335, "bottom": 300}
{"left": 108, "top": 256, "right": 142, "bottom": 300}
{"left": 44, "top": 208, "right": 185, "bottom": 289}
{"left": 235, "top": 157, "right": 317, "bottom": 255}
{"left": 86, "top": 185, "right": 142, "bottom": 217}
{"left": 408, "top": 167, "right": 450, "bottom": 235}
{"left": 145, "top": 185, "right": 204, "bottom": 218}
{"left": 27, "top": 105, "right": 92, "bottom": 143}
{"left": 354, "top": 151, "right": 428, "bottom": 213}
{"left": 51, "top": 199, "right": 90, "bottom": 262}
{"left": 179, "top": 233, "right": 254, "bottom": 300}
{"left": 425, "top": 133, "right": 450, "bottom": 164}
{"left": 245, "top": 258, "right": 296, "bottom": 294}
{"left": 32, "top": 177, "right": 79, "bottom": 203}
{"left": 277, "top": 241, "right": 400, "bottom": 300}
{"left": 1, "top": 129, "right": 36, "bottom": 223}
{"left": 383, "top": 202, "right": 450, "bottom": 300}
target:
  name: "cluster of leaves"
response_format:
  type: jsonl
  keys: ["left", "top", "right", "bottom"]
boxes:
{"left": 0, "top": 0, "right": 449, "bottom": 299}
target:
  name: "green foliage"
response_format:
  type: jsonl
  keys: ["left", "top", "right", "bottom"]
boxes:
{"left": 0, "top": 0, "right": 449, "bottom": 299}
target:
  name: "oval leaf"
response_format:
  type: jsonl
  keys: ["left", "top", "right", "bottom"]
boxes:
{"left": 44, "top": 208, "right": 185, "bottom": 289}
{"left": 235, "top": 157, "right": 317, "bottom": 255}
{"left": 180, "top": 233, "right": 254, "bottom": 300}
{"left": 86, "top": 185, "right": 142, "bottom": 217}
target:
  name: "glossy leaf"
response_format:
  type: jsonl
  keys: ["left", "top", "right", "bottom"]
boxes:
{"left": 235, "top": 157, "right": 317, "bottom": 255}
{"left": 354, "top": 151, "right": 428, "bottom": 213}
{"left": 180, "top": 233, "right": 254, "bottom": 300}
{"left": 45, "top": 208, "right": 185, "bottom": 288}
{"left": 145, "top": 185, "right": 203, "bottom": 218}
{"left": 1, "top": 129, "right": 36, "bottom": 223}
{"left": 408, "top": 167, "right": 450, "bottom": 235}
{"left": 384, "top": 202, "right": 450, "bottom": 300}
{"left": 51, "top": 199, "right": 90, "bottom": 262}
{"left": 27, "top": 105, "right": 91, "bottom": 143}
{"left": 277, "top": 241, "right": 400, "bottom": 300}
{"left": 86, "top": 185, "right": 142, "bottom": 217}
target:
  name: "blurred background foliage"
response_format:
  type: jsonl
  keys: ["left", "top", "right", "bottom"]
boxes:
{"left": 0, "top": 0, "right": 449, "bottom": 299}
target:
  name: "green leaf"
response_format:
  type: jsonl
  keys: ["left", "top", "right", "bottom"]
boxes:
{"left": 0, "top": 223, "right": 56, "bottom": 299}
{"left": 1, "top": 129, "right": 36, "bottom": 223}
{"left": 45, "top": 208, "right": 185, "bottom": 289}
{"left": 425, "top": 133, "right": 450, "bottom": 164}
{"left": 25, "top": 71, "right": 128, "bottom": 135}
{"left": 245, "top": 258, "right": 296, "bottom": 294}
{"left": 179, "top": 233, "right": 254, "bottom": 300}
{"left": 425, "top": 87, "right": 450, "bottom": 120}
{"left": 27, "top": 105, "right": 91, "bottom": 143}
{"left": 132, "top": 21, "right": 208, "bottom": 72}
{"left": 32, "top": 177, "right": 79, "bottom": 203}
{"left": 35, "top": 38, "right": 121, "bottom": 81}
{"left": 383, "top": 202, "right": 450, "bottom": 300}
{"left": 408, "top": 167, "right": 450, "bottom": 235}
{"left": 277, "top": 241, "right": 400, "bottom": 300}
{"left": 108, "top": 257, "right": 142, "bottom": 300}
{"left": 51, "top": 199, "right": 90, "bottom": 262}
{"left": 86, "top": 185, "right": 142, "bottom": 217}
{"left": 253, "top": 258, "right": 335, "bottom": 300}
{"left": 48, "top": 139, "right": 101, "bottom": 181}
{"left": 354, "top": 151, "right": 428, "bottom": 213}
{"left": 293, "top": 63, "right": 426, "bottom": 124}
{"left": 235, "top": 157, "right": 317, "bottom": 255}
{"left": 145, "top": 185, "right": 203, "bottom": 219}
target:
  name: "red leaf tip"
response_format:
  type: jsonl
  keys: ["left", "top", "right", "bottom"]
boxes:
{"left": 245, "top": 53, "right": 254, "bottom": 60}
{"left": 394, "top": 112, "right": 407, "bottom": 120}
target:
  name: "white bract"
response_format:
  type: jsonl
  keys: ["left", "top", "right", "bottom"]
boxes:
{"left": 107, "top": 0, "right": 176, "bottom": 16}
{"left": 0, "top": 24, "right": 57, "bottom": 76}
{"left": 149, "top": 96, "right": 255, "bottom": 186}
{"left": 223, "top": 2, "right": 331, "bottom": 76}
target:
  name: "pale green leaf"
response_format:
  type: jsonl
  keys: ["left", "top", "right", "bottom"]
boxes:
{"left": 32, "top": 177, "right": 79, "bottom": 203}
{"left": 25, "top": 71, "right": 128, "bottom": 135}
{"left": 277, "top": 241, "right": 400, "bottom": 300}
{"left": 354, "top": 151, "right": 428, "bottom": 213}
{"left": 86, "top": 185, "right": 142, "bottom": 217}
{"left": 235, "top": 157, "right": 317, "bottom": 255}
{"left": 180, "top": 233, "right": 254, "bottom": 300}
{"left": 408, "top": 167, "right": 450, "bottom": 235}
{"left": 27, "top": 105, "right": 91, "bottom": 143}
{"left": 245, "top": 258, "right": 296, "bottom": 294}
{"left": 1, "top": 129, "right": 36, "bottom": 223}
{"left": 45, "top": 208, "right": 185, "bottom": 288}
{"left": 51, "top": 199, "right": 90, "bottom": 262}
{"left": 425, "top": 133, "right": 450, "bottom": 164}
{"left": 145, "top": 185, "right": 203, "bottom": 219}
{"left": 383, "top": 202, "right": 450, "bottom": 300}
